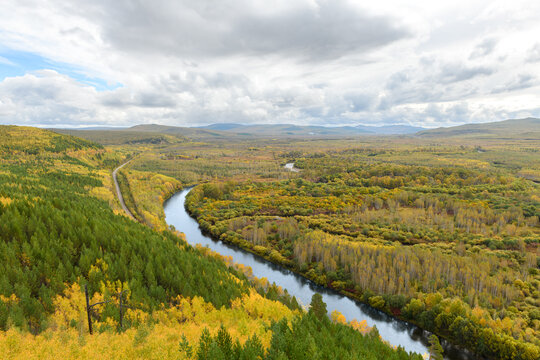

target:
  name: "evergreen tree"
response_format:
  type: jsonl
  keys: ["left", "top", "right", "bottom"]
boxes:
{"left": 309, "top": 293, "right": 327, "bottom": 320}
{"left": 428, "top": 334, "right": 444, "bottom": 360}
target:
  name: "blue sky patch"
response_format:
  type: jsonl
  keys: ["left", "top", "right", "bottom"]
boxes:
{"left": 0, "top": 49, "right": 121, "bottom": 91}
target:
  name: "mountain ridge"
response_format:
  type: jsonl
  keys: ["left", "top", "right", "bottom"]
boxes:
{"left": 416, "top": 117, "right": 540, "bottom": 138}
{"left": 53, "top": 117, "right": 539, "bottom": 142}
{"left": 198, "top": 123, "right": 425, "bottom": 135}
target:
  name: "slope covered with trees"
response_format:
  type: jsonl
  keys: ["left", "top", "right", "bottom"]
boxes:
{"left": 0, "top": 126, "right": 253, "bottom": 332}
{"left": 0, "top": 126, "right": 420, "bottom": 359}
{"left": 116, "top": 168, "right": 182, "bottom": 230}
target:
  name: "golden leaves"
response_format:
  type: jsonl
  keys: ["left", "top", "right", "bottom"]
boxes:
{"left": 0, "top": 282, "right": 298, "bottom": 359}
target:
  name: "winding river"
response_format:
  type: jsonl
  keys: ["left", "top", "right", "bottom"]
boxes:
{"left": 164, "top": 188, "right": 474, "bottom": 360}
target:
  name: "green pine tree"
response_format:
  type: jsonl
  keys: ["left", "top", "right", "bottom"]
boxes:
{"left": 309, "top": 293, "right": 327, "bottom": 320}
{"left": 429, "top": 334, "right": 444, "bottom": 360}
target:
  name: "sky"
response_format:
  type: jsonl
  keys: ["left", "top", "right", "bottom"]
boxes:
{"left": 0, "top": 0, "right": 539, "bottom": 128}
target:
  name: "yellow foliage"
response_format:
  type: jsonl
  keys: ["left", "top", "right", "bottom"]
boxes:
{"left": 328, "top": 310, "right": 375, "bottom": 336}
{"left": 49, "top": 283, "right": 106, "bottom": 332}
{"left": 119, "top": 169, "right": 182, "bottom": 230}
{"left": 0, "top": 283, "right": 298, "bottom": 359}
{"left": 89, "top": 186, "right": 114, "bottom": 205}
{"left": 231, "top": 290, "right": 297, "bottom": 323}
{"left": 0, "top": 294, "right": 19, "bottom": 304}
{"left": 435, "top": 157, "right": 490, "bottom": 169}
{"left": 470, "top": 306, "right": 490, "bottom": 327}
{"left": 330, "top": 310, "right": 347, "bottom": 325}
{"left": 349, "top": 319, "right": 371, "bottom": 335}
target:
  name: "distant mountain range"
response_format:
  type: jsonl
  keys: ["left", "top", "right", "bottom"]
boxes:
{"left": 53, "top": 118, "right": 539, "bottom": 143}
{"left": 416, "top": 118, "right": 540, "bottom": 139}
{"left": 197, "top": 118, "right": 539, "bottom": 137}
{"left": 353, "top": 124, "right": 426, "bottom": 135}
{"left": 129, "top": 124, "right": 226, "bottom": 137}
{"left": 198, "top": 123, "right": 425, "bottom": 136}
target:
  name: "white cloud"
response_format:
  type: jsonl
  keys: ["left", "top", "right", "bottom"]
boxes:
{"left": 469, "top": 38, "right": 498, "bottom": 59}
{"left": 0, "top": 55, "right": 15, "bottom": 66}
{"left": 527, "top": 43, "right": 540, "bottom": 63}
{"left": 0, "top": 0, "right": 539, "bottom": 127}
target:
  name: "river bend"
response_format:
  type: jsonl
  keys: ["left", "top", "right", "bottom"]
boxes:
{"left": 164, "top": 188, "right": 473, "bottom": 360}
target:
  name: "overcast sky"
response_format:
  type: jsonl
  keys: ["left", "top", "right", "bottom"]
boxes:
{"left": 0, "top": 0, "right": 539, "bottom": 128}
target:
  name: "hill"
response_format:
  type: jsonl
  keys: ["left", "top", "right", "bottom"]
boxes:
{"left": 54, "top": 123, "right": 426, "bottom": 143}
{"left": 53, "top": 128, "right": 186, "bottom": 145}
{"left": 54, "top": 118, "right": 540, "bottom": 142}
{"left": 416, "top": 118, "right": 540, "bottom": 139}
{"left": 0, "top": 126, "right": 255, "bottom": 329}
{"left": 355, "top": 124, "right": 425, "bottom": 135}
{"left": 129, "top": 124, "right": 227, "bottom": 138}
{"left": 53, "top": 124, "right": 230, "bottom": 145}
{"left": 139, "top": 123, "right": 369, "bottom": 137}
{"left": 199, "top": 123, "right": 425, "bottom": 136}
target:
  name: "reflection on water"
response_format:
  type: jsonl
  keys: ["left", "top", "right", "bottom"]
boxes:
{"left": 164, "top": 188, "right": 476, "bottom": 360}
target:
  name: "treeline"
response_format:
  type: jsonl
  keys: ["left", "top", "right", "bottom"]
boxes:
{"left": 293, "top": 231, "right": 538, "bottom": 359}
{"left": 294, "top": 230, "right": 521, "bottom": 303}
{"left": 190, "top": 294, "right": 424, "bottom": 360}
{"left": 192, "top": 316, "right": 420, "bottom": 360}
{"left": 0, "top": 126, "right": 101, "bottom": 154}
{"left": 131, "top": 144, "right": 285, "bottom": 185}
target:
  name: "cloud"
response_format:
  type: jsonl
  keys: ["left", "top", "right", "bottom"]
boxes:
{"left": 101, "top": 88, "right": 177, "bottom": 108}
{"left": 82, "top": 0, "right": 410, "bottom": 62}
{"left": 469, "top": 38, "right": 497, "bottom": 59}
{"left": 438, "top": 63, "right": 494, "bottom": 84}
{"left": 378, "top": 60, "right": 495, "bottom": 109}
{"left": 0, "top": 0, "right": 539, "bottom": 128}
{"left": 0, "top": 70, "right": 100, "bottom": 125}
{"left": 491, "top": 74, "right": 537, "bottom": 94}
{"left": 526, "top": 43, "right": 540, "bottom": 63}
{"left": 343, "top": 93, "right": 375, "bottom": 112}
{"left": 0, "top": 55, "right": 15, "bottom": 66}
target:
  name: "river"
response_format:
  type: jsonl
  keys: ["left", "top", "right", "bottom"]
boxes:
{"left": 164, "top": 188, "right": 474, "bottom": 360}
{"left": 284, "top": 162, "right": 300, "bottom": 172}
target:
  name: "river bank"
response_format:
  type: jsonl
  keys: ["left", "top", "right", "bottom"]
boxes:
{"left": 165, "top": 187, "right": 476, "bottom": 360}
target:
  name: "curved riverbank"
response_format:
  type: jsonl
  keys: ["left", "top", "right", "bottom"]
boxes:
{"left": 164, "top": 187, "right": 476, "bottom": 360}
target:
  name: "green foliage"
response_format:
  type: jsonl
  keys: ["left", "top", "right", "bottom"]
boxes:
{"left": 190, "top": 315, "right": 423, "bottom": 360}
{"left": 4, "top": 125, "right": 539, "bottom": 359}
{"left": 195, "top": 326, "right": 265, "bottom": 360}
{"left": 308, "top": 293, "right": 327, "bottom": 320}
{"left": 266, "top": 314, "right": 422, "bottom": 360}
{"left": 0, "top": 127, "right": 251, "bottom": 333}
{"left": 369, "top": 296, "right": 386, "bottom": 310}
{"left": 186, "top": 146, "right": 540, "bottom": 360}
{"left": 428, "top": 334, "right": 443, "bottom": 360}
{"left": 179, "top": 334, "right": 193, "bottom": 358}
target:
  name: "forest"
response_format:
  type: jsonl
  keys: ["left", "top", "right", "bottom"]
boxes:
{"left": 0, "top": 126, "right": 425, "bottom": 359}
{"left": 43, "top": 123, "right": 540, "bottom": 359}
{"left": 178, "top": 137, "right": 539, "bottom": 359}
